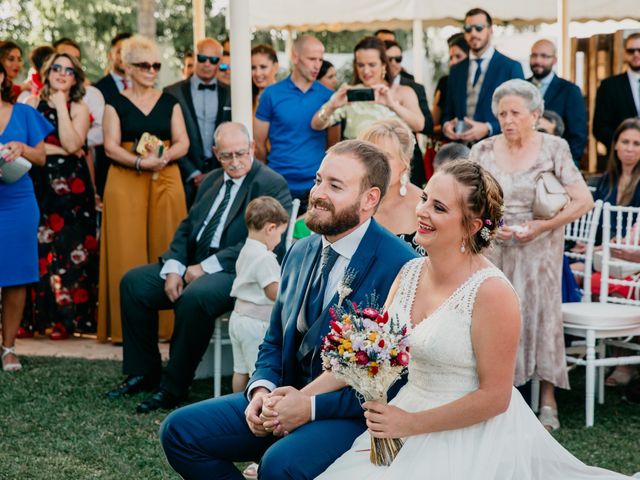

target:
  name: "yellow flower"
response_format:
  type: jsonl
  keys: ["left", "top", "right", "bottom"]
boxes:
{"left": 390, "top": 348, "right": 398, "bottom": 356}
{"left": 368, "top": 332, "right": 378, "bottom": 342}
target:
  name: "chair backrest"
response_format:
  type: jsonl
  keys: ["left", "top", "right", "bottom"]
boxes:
{"left": 564, "top": 200, "right": 603, "bottom": 300}
{"left": 599, "top": 202, "right": 640, "bottom": 306}
{"left": 285, "top": 198, "right": 301, "bottom": 251}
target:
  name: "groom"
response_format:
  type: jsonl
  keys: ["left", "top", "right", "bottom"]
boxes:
{"left": 160, "top": 140, "right": 417, "bottom": 479}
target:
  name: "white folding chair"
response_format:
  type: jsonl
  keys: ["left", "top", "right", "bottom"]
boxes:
{"left": 531, "top": 200, "right": 604, "bottom": 413}
{"left": 562, "top": 202, "right": 640, "bottom": 427}
{"left": 285, "top": 198, "right": 301, "bottom": 251}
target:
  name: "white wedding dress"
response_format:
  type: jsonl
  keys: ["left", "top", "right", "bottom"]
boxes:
{"left": 317, "top": 258, "right": 634, "bottom": 480}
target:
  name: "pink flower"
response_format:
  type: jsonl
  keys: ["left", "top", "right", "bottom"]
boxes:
{"left": 397, "top": 351, "right": 410, "bottom": 367}
{"left": 361, "top": 307, "right": 379, "bottom": 319}
{"left": 70, "top": 245, "right": 88, "bottom": 265}
{"left": 38, "top": 226, "right": 54, "bottom": 244}
{"left": 51, "top": 178, "right": 71, "bottom": 195}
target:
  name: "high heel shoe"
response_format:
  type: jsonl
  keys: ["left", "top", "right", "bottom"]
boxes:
{"left": 49, "top": 323, "right": 69, "bottom": 341}
{"left": 16, "top": 327, "right": 33, "bottom": 339}
{"left": 1, "top": 346, "right": 22, "bottom": 372}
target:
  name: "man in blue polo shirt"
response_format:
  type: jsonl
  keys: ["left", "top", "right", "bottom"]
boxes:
{"left": 254, "top": 35, "right": 333, "bottom": 211}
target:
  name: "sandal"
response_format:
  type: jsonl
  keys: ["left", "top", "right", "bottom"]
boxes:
{"left": 605, "top": 368, "right": 639, "bottom": 387}
{"left": 1, "top": 345, "right": 22, "bottom": 372}
{"left": 243, "top": 462, "right": 259, "bottom": 479}
{"left": 538, "top": 406, "right": 560, "bottom": 432}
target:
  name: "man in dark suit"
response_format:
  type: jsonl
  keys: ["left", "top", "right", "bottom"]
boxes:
{"left": 105, "top": 122, "right": 292, "bottom": 413}
{"left": 164, "top": 37, "right": 232, "bottom": 207}
{"left": 93, "top": 32, "right": 132, "bottom": 198}
{"left": 443, "top": 8, "right": 524, "bottom": 143}
{"left": 593, "top": 32, "right": 640, "bottom": 153}
{"left": 527, "top": 39, "right": 587, "bottom": 166}
{"left": 160, "top": 140, "right": 417, "bottom": 479}
{"left": 384, "top": 40, "right": 434, "bottom": 186}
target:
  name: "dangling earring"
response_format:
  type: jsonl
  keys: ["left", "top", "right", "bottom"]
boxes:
{"left": 399, "top": 172, "right": 409, "bottom": 197}
{"left": 460, "top": 240, "right": 466, "bottom": 254}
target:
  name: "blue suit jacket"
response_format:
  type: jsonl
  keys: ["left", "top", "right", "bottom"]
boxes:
{"left": 444, "top": 50, "right": 524, "bottom": 136}
{"left": 528, "top": 74, "right": 587, "bottom": 164}
{"left": 250, "top": 219, "right": 417, "bottom": 420}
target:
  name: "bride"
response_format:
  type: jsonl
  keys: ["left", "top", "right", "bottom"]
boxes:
{"left": 292, "top": 160, "right": 635, "bottom": 479}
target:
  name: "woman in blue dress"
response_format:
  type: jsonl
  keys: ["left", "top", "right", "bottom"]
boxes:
{"left": 0, "top": 64, "right": 52, "bottom": 371}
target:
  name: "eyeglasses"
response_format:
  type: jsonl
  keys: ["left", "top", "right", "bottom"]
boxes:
{"left": 131, "top": 62, "right": 162, "bottom": 72}
{"left": 218, "top": 63, "right": 230, "bottom": 72}
{"left": 463, "top": 23, "right": 487, "bottom": 33}
{"left": 626, "top": 48, "right": 640, "bottom": 55}
{"left": 197, "top": 54, "right": 220, "bottom": 65}
{"left": 217, "top": 149, "right": 250, "bottom": 163}
{"left": 388, "top": 55, "right": 403, "bottom": 63}
{"left": 529, "top": 53, "right": 554, "bottom": 60}
{"left": 51, "top": 64, "right": 75, "bottom": 76}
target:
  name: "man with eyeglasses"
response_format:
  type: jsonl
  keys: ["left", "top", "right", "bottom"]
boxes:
{"left": 105, "top": 122, "right": 291, "bottom": 414}
{"left": 527, "top": 39, "right": 587, "bottom": 167}
{"left": 443, "top": 7, "right": 523, "bottom": 144}
{"left": 593, "top": 32, "right": 640, "bottom": 155}
{"left": 384, "top": 39, "right": 433, "bottom": 185}
{"left": 165, "top": 38, "right": 232, "bottom": 208}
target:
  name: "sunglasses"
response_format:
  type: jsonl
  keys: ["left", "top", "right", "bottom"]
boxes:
{"left": 218, "top": 63, "right": 230, "bottom": 72}
{"left": 132, "top": 62, "right": 161, "bottom": 72}
{"left": 51, "top": 64, "right": 75, "bottom": 76}
{"left": 626, "top": 48, "right": 640, "bottom": 55}
{"left": 388, "top": 55, "right": 403, "bottom": 63}
{"left": 197, "top": 54, "right": 220, "bottom": 65}
{"left": 463, "top": 23, "right": 487, "bottom": 33}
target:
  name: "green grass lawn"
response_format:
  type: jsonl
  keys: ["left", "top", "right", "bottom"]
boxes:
{"left": 0, "top": 356, "right": 638, "bottom": 479}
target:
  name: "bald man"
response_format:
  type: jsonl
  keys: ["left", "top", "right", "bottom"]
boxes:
{"left": 253, "top": 35, "right": 336, "bottom": 212}
{"left": 527, "top": 39, "right": 587, "bottom": 166}
{"left": 165, "top": 38, "right": 232, "bottom": 207}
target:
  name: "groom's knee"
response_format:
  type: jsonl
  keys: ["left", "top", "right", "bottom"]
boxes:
{"left": 259, "top": 445, "right": 308, "bottom": 480}
{"left": 159, "top": 408, "right": 186, "bottom": 463}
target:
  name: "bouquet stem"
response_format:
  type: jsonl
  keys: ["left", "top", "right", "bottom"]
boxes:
{"left": 367, "top": 396, "right": 404, "bottom": 466}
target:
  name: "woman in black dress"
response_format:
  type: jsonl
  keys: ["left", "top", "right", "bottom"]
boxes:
{"left": 23, "top": 52, "right": 97, "bottom": 338}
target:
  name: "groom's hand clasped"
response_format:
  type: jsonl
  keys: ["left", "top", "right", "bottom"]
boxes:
{"left": 262, "top": 387, "right": 312, "bottom": 437}
{"left": 244, "top": 388, "right": 272, "bottom": 437}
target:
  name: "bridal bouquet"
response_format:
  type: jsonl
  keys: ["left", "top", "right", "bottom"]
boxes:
{"left": 321, "top": 294, "right": 410, "bottom": 466}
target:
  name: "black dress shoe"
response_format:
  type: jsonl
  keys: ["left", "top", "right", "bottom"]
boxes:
{"left": 623, "top": 378, "right": 640, "bottom": 404}
{"left": 105, "top": 374, "right": 160, "bottom": 400}
{"left": 136, "top": 388, "right": 185, "bottom": 414}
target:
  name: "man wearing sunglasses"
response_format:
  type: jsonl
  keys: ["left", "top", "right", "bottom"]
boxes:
{"left": 593, "top": 33, "right": 640, "bottom": 155}
{"left": 443, "top": 7, "right": 523, "bottom": 144}
{"left": 165, "top": 38, "right": 232, "bottom": 208}
{"left": 526, "top": 39, "right": 587, "bottom": 167}
{"left": 384, "top": 39, "right": 433, "bottom": 185}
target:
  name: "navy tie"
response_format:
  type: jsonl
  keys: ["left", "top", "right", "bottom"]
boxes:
{"left": 300, "top": 245, "right": 340, "bottom": 332}
{"left": 472, "top": 58, "right": 484, "bottom": 87}
{"left": 195, "top": 179, "right": 234, "bottom": 262}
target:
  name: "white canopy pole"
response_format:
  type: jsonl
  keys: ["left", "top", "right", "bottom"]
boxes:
{"left": 557, "top": 0, "right": 570, "bottom": 78}
{"left": 412, "top": 19, "right": 424, "bottom": 83}
{"left": 192, "top": 0, "right": 205, "bottom": 53}
{"left": 229, "top": 0, "right": 254, "bottom": 138}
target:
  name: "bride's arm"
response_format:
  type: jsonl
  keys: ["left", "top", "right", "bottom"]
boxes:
{"left": 298, "top": 270, "right": 406, "bottom": 397}
{"left": 365, "top": 277, "right": 521, "bottom": 438}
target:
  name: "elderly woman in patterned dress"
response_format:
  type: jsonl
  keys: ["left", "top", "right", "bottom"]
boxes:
{"left": 470, "top": 79, "right": 593, "bottom": 431}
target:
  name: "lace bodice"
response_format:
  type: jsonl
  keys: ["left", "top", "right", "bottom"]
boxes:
{"left": 388, "top": 258, "right": 508, "bottom": 399}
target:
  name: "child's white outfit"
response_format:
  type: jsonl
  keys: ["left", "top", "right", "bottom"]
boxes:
{"left": 229, "top": 238, "right": 281, "bottom": 375}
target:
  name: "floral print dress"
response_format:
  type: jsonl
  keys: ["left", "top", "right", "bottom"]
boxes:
{"left": 23, "top": 100, "right": 98, "bottom": 334}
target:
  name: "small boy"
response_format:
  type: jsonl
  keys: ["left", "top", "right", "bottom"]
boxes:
{"left": 229, "top": 196, "right": 290, "bottom": 392}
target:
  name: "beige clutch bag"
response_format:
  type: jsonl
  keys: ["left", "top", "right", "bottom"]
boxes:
{"left": 532, "top": 171, "right": 569, "bottom": 220}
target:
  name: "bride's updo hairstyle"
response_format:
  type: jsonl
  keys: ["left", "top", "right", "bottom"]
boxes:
{"left": 440, "top": 160, "right": 504, "bottom": 254}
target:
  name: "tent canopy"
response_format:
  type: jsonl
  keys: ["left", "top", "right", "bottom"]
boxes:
{"left": 248, "top": 0, "right": 639, "bottom": 31}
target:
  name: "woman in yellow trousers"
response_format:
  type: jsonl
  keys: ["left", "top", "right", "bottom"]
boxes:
{"left": 98, "top": 35, "right": 189, "bottom": 343}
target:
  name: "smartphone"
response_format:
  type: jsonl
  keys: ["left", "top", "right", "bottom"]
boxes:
{"left": 346, "top": 88, "right": 375, "bottom": 102}
{"left": 454, "top": 121, "right": 471, "bottom": 135}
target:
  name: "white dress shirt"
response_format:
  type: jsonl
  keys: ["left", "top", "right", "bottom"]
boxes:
{"left": 247, "top": 218, "right": 372, "bottom": 420}
{"left": 159, "top": 172, "right": 247, "bottom": 279}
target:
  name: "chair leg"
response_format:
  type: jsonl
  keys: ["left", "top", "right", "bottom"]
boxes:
{"left": 213, "top": 317, "right": 222, "bottom": 397}
{"left": 530, "top": 378, "right": 540, "bottom": 413}
{"left": 596, "top": 341, "right": 605, "bottom": 405}
{"left": 585, "top": 330, "right": 596, "bottom": 427}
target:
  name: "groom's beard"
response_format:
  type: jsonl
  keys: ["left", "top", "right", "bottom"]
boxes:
{"left": 305, "top": 198, "right": 361, "bottom": 237}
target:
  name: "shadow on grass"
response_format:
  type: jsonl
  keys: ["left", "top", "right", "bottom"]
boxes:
{"left": 0, "top": 356, "right": 638, "bottom": 479}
